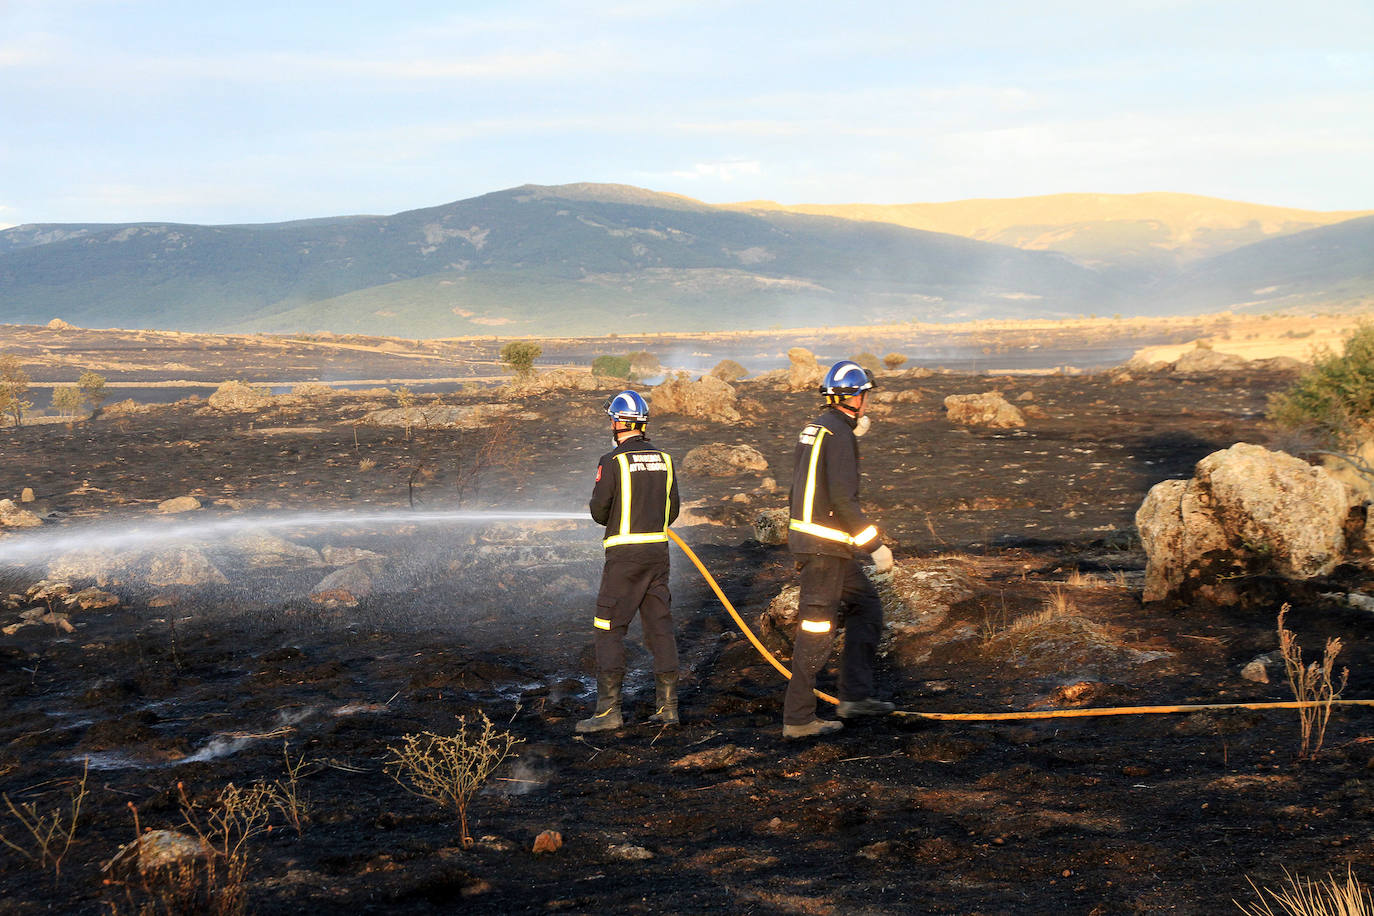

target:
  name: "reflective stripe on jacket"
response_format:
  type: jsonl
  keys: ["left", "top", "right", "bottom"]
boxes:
{"left": 590, "top": 434, "right": 680, "bottom": 550}
{"left": 787, "top": 407, "right": 880, "bottom": 557}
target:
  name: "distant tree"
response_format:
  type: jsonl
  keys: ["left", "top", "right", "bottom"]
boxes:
{"left": 591, "top": 355, "right": 632, "bottom": 379}
{"left": 852, "top": 352, "right": 882, "bottom": 373}
{"left": 499, "top": 341, "right": 542, "bottom": 378}
{"left": 709, "top": 359, "right": 748, "bottom": 382}
{"left": 52, "top": 386, "right": 82, "bottom": 418}
{"left": 882, "top": 352, "right": 908, "bottom": 370}
{"left": 77, "top": 370, "right": 107, "bottom": 413}
{"left": 626, "top": 351, "right": 661, "bottom": 378}
{"left": 0, "top": 355, "right": 32, "bottom": 427}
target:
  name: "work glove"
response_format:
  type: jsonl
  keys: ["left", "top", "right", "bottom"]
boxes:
{"left": 869, "top": 544, "right": 893, "bottom": 574}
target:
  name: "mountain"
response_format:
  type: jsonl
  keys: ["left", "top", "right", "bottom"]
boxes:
{"left": 0, "top": 184, "right": 1118, "bottom": 336}
{"left": 0, "top": 184, "right": 1368, "bottom": 337}
{"left": 726, "top": 193, "right": 1372, "bottom": 271}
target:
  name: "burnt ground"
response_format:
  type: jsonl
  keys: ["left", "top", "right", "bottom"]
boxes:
{"left": 1, "top": 366, "right": 1373, "bottom": 914}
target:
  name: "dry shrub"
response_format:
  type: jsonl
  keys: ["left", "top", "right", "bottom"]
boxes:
{"left": 385, "top": 711, "right": 524, "bottom": 848}
{"left": 1235, "top": 865, "right": 1373, "bottom": 915}
{"left": 0, "top": 758, "right": 88, "bottom": 881}
{"left": 358, "top": 458, "right": 377, "bottom": 472}
{"left": 882, "top": 352, "right": 908, "bottom": 370}
{"left": 452, "top": 414, "right": 529, "bottom": 505}
{"left": 1277, "top": 603, "right": 1348, "bottom": 760}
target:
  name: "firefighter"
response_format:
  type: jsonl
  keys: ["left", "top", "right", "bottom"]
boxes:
{"left": 577, "top": 390, "right": 682, "bottom": 733}
{"left": 782, "top": 360, "right": 896, "bottom": 738}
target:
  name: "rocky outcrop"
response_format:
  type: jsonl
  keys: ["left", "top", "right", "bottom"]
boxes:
{"left": 208, "top": 380, "right": 273, "bottom": 411}
{"left": 786, "top": 348, "right": 823, "bottom": 392}
{"left": 682, "top": 443, "right": 769, "bottom": 477}
{"left": 360, "top": 404, "right": 520, "bottom": 430}
{"left": 156, "top": 496, "right": 201, "bottom": 514}
{"left": 146, "top": 547, "right": 230, "bottom": 587}
{"left": 226, "top": 532, "right": 323, "bottom": 568}
{"left": 1136, "top": 443, "right": 1351, "bottom": 605}
{"left": 507, "top": 369, "right": 600, "bottom": 394}
{"left": 649, "top": 374, "right": 741, "bottom": 422}
{"left": 943, "top": 391, "right": 1026, "bottom": 429}
{"left": 0, "top": 498, "right": 43, "bottom": 528}
{"left": 1172, "top": 348, "right": 1250, "bottom": 374}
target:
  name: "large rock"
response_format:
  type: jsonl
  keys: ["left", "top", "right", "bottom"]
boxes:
{"left": 1172, "top": 348, "right": 1250, "bottom": 374}
{"left": 649, "top": 374, "right": 741, "bottom": 422}
{"left": 156, "top": 496, "right": 201, "bottom": 514}
{"left": 786, "top": 348, "right": 823, "bottom": 392}
{"left": 226, "top": 531, "right": 323, "bottom": 568}
{"left": 146, "top": 547, "right": 229, "bottom": 587}
{"left": 1136, "top": 443, "right": 1350, "bottom": 604}
{"left": 208, "top": 380, "right": 273, "bottom": 411}
{"left": 753, "top": 508, "right": 790, "bottom": 545}
{"left": 943, "top": 391, "right": 1026, "bottom": 428}
{"left": 310, "top": 563, "right": 376, "bottom": 604}
{"left": 682, "top": 443, "right": 769, "bottom": 477}
{"left": 0, "top": 498, "right": 43, "bottom": 528}
{"left": 508, "top": 369, "right": 600, "bottom": 394}
{"left": 360, "top": 404, "right": 518, "bottom": 430}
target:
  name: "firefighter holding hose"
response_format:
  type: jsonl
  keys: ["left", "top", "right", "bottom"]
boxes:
{"left": 577, "top": 390, "right": 682, "bottom": 734}
{"left": 782, "top": 360, "right": 895, "bottom": 738}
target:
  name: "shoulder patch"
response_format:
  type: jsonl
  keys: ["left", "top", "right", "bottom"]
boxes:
{"left": 595, "top": 464, "right": 602, "bottom": 482}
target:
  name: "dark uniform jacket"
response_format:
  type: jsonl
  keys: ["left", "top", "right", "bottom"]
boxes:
{"left": 590, "top": 433, "right": 681, "bottom": 559}
{"left": 787, "top": 406, "right": 881, "bottom": 558}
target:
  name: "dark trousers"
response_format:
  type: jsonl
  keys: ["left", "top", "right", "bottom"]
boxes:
{"left": 782, "top": 553, "right": 883, "bottom": 725}
{"left": 594, "top": 554, "right": 678, "bottom": 676}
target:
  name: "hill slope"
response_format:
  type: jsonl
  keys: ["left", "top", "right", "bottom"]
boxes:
{"left": 727, "top": 192, "right": 1372, "bottom": 270}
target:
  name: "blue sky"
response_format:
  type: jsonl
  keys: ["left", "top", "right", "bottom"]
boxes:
{"left": 2, "top": 0, "right": 1372, "bottom": 226}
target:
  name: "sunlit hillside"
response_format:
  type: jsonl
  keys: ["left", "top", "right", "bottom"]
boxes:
{"left": 726, "top": 192, "right": 1373, "bottom": 269}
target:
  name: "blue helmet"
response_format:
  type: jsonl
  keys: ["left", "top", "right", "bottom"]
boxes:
{"left": 605, "top": 390, "right": 650, "bottom": 423}
{"left": 820, "top": 360, "right": 877, "bottom": 397}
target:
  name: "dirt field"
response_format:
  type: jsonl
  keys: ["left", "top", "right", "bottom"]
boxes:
{"left": 1, "top": 355, "right": 1372, "bottom": 914}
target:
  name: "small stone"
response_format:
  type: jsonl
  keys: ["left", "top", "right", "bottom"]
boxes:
{"left": 156, "top": 496, "right": 201, "bottom": 514}
{"left": 607, "top": 843, "right": 653, "bottom": 861}
{"left": 20, "top": 488, "right": 35, "bottom": 503}
{"left": 461, "top": 879, "right": 493, "bottom": 897}
{"left": 532, "top": 830, "right": 563, "bottom": 854}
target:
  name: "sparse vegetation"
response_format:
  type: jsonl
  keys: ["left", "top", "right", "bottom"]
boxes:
{"left": 385, "top": 711, "right": 524, "bottom": 848}
{"left": 0, "top": 354, "right": 33, "bottom": 426}
{"left": 78, "top": 370, "right": 108, "bottom": 413}
{"left": 627, "top": 351, "right": 661, "bottom": 378}
{"left": 591, "top": 354, "right": 632, "bottom": 379}
{"left": 1270, "top": 324, "right": 1374, "bottom": 452}
{"left": 882, "top": 352, "right": 907, "bottom": 370}
{"left": 51, "top": 386, "right": 82, "bottom": 419}
{"left": 1235, "top": 865, "right": 1373, "bottom": 915}
{"left": 1277, "top": 603, "right": 1348, "bottom": 760}
{"left": 0, "top": 758, "right": 88, "bottom": 881}
{"left": 852, "top": 352, "right": 882, "bottom": 373}
{"left": 499, "top": 341, "right": 542, "bottom": 378}
{"left": 709, "top": 358, "right": 748, "bottom": 382}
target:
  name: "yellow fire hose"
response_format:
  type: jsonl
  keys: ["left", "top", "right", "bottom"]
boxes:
{"left": 667, "top": 530, "right": 1374, "bottom": 722}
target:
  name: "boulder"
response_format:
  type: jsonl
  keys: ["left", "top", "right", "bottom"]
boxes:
{"left": 709, "top": 359, "right": 748, "bottom": 382}
{"left": 786, "top": 348, "right": 823, "bottom": 392}
{"left": 156, "top": 496, "right": 201, "bottom": 514}
{"left": 1172, "top": 348, "right": 1250, "bottom": 374}
{"left": 47, "top": 318, "right": 76, "bottom": 330}
{"left": 103, "top": 829, "right": 208, "bottom": 879}
{"left": 20, "top": 487, "right": 35, "bottom": 503}
{"left": 208, "top": 380, "right": 273, "bottom": 411}
{"left": 310, "top": 563, "right": 375, "bottom": 604}
{"left": 146, "top": 547, "right": 229, "bottom": 587}
{"left": 682, "top": 443, "right": 769, "bottom": 477}
{"left": 753, "top": 508, "right": 790, "bottom": 545}
{"left": 0, "top": 498, "right": 43, "bottom": 528}
{"left": 649, "top": 374, "right": 741, "bottom": 422}
{"left": 943, "top": 392, "right": 1026, "bottom": 429}
{"left": 1136, "top": 443, "right": 1350, "bottom": 604}
{"left": 321, "top": 545, "right": 385, "bottom": 566}
{"left": 66, "top": 587, "right": 120, "bottom": 610}
{"left": 508, "top": 369, "right": 600, "bottom": 394}
{"left": 226, "top": 532, "right": 323, "bottom": 568}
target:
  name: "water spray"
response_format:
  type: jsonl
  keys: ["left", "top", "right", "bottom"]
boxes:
{"left": 666, "top": 531, "right": 1374, "bottom": 723}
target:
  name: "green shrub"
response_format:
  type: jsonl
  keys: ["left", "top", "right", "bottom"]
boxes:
{"left": 51, "top": 386, "right": 82, "bottom": 418}
{"left": 499, "top": 341, "right": 542, "bottom": 377}
{"left": 77, "top": 370, "right": 107, "bottom": 412}
{"left": 1269, "top": 324, "right": 1374, "bottom": 447}
{"left": 591, "top": 355, "right": 632, "bottom": 379}
{"left": 0, "top": 355, "right": 32, "bottom": 427}
{"left": 627, "top": 351, "right": 661, "bottom": 376}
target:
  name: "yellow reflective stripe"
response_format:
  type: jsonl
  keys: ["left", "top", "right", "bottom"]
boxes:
{"left": 853, "top": 525, "right": 879, "bottom": 545}
{"left": 615, "top": 453, "right": 632, "bottom": 540}
{"left": 593, "top": 617, "right": 611, "bottom": 630}
{"left": 801, "top": 426, "right": 828, "bottom": 523}
{"left": 603, "top": 532, "right": 669, "bottom": 547}
{"left": 800, "top": 619, "right": 832, "bottom": 633}
{"left": 788, "top": 519, "right": 854, "bottom": 544}
{"left": 662, "top": 451, "right": 674, "bottom": 530}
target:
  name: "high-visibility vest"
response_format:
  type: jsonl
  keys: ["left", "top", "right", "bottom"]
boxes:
{"left": 603, "top": 449, "right": 675, "bottom": 548}
{"left": 788, "top": 423, "right": 878, "bottom": 548}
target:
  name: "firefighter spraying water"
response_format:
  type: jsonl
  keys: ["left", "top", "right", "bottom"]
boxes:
{"left": 576, "top": 390, "right": 682, "bottom": 733}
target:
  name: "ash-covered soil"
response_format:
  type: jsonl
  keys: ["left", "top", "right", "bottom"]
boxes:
{"left": 1, "top": 366, "right": 1372, "bottom": 915}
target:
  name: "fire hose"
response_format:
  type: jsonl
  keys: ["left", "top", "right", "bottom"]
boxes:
{"left": 666, "top": 530, "right": 1374, "bottom": 722}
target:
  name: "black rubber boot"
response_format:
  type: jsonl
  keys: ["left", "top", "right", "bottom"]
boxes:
{"left": 647, "top": 672, "right": 679, "bottom": 726}
{"left": 575, "top": 673, "right": 624, "bottom": 734}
